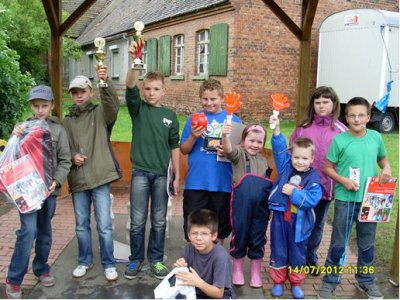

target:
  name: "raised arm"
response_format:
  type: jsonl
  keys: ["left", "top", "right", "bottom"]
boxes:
{"left": 97, "top": 66, "right": 120, "bottom": 124}
{"left": 221, "top": 122, "right": 233, "bottom": 154}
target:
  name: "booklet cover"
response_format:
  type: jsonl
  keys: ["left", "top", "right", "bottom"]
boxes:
{"left": 0, "top": 154, "right": 49, "bottom": 213}
{"left": 358, "top": 176, "right": 397, "bottom": 222}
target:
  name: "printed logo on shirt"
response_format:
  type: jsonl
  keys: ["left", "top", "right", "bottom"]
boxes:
{"left": 163, "top": 117, "right": 172, "bottom": 127}
{"left": 204, "top": 119, "right": 222, "bottom": 137}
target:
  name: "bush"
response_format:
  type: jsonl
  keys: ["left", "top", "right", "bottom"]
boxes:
{"left": 0, "top": 31, "right": 34, "bottom": 139}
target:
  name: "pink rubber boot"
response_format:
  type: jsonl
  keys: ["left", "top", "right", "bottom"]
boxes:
{"left": 249, "top": 259, "right": 263, "bottom": 288}
{"left": 232, "top": 258, "right": 245, "bottom": 285}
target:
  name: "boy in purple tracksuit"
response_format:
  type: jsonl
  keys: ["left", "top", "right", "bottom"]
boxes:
{"left": 290, "top": 87, "right": 346, "bottom": 274}
{"left": 268, "top": 114, "right": 323, "bottom": 299}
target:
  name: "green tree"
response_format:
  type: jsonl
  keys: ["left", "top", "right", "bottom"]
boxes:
{"left": 0, "top": 0, "right": 82, "bottom": 83}
{"left": 0, "top": 30, "right": 34, "bottom": 138}
{"left": 0, "top": 0, "right": 50, "bottom": 82}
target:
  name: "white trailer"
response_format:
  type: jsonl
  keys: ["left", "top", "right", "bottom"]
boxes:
{"left": 317, "top": 9, "right": 399, "bottom": 132}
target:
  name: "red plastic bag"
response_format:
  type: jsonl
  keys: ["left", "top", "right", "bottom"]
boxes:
{"left": 0, "top": 120, "right": 53, "bottom": 214}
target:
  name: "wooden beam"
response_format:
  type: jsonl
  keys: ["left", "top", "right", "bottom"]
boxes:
{"left": 261, "top": 0, "right": 302, "bottom": 40}
{"left": 42, "top": 0, "right": 59, "bottom": 34}
{"left": 296, "top": 40, "right": 312, "bottom": 124}
{"left": 301, "top": 0, "right": 319, "bottom": 41}
{"left": 60, "top": 0, "right": 97, "bottom": 35}
{"left": 43, "top": 0, "right": 63, "bottom": 118}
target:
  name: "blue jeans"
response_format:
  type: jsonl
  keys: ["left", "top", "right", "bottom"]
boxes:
{"left": 323, "top": 200, "right": 377, "bottom": 286}
{"left": 129, "top": 169, "right": 168, "bottom": 263}
{"left": 72, "top": 183, "right": 115, "bottom": 268}
{"left": 7, "top": 196, "right": 56, "bottom": 285}
{"left": 306, "top": 199, "right": 332, "bottom": 265}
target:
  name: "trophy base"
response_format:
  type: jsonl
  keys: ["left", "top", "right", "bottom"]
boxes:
{"left": 97, "top": 82, "right": 108, "bottom": 88}
{"left": 131, "top": 63, "right": 145, "bottom": 70}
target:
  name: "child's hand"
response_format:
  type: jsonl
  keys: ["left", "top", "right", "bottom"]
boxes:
{"left": 269, "top": 114, "right": 280, "bottom": 127}
{"left": 12, "top": 124, "right": 25, "bottom": 137}
{"left": 173, "top": 176, "right": 180, "bottom": 196}
{"left": 73, "top": 153, "right": 87, "bottom": 167}
{"left": 379, "top": 169, "right": 391, "bottom": 185}
{"left": 190, "top": 125, "right": 205, "bottom": 138}
{"left": 128, "top": 41, "right": 138, "bottom": 62}
{"left": 216, "top": 145, "right": 225, "bottom": 157}
{"left": 48, "top": 181, "right": 57, "bottom": 194}
{"left": 96, "top": 65, "right": 108, "bottom": 82}
{"left": 222, "top": 123, "right": 232, "bottom": 137}
{"left": 176, "top": 267, "right": 203, "bottom": 288}
{"left": 342, "top": 178, "right": 359, "bottom": 191}
{"left": 174, "top": 258, "right": 188, "bottom": 268}
{"left": 282, "top": 183, "right": 295, "bottom": 196}
{"left": 269, "top": 114, "right": 280, "bottom": 135}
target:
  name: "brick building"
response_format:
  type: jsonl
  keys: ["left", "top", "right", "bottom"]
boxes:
{"left": 65, "top": 0, "right": 398, "bottom": 121}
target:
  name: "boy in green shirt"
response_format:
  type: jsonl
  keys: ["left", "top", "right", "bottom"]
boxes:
{"left": 124, "top": 41, "right": 180, "bottom": 280}
{"left": 319, "top": 97, "right": 391, "bottom": 299}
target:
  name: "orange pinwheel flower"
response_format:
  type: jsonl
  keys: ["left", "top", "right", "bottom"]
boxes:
{"left": 224, "top": 92, "right": 243, "bottom": 115}
{"left": 270, "top": 93, "right": 290, "bottom": 111}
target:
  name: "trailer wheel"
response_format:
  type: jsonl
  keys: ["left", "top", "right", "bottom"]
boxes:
{"left": 375, "top": 111, "right": 396, "bottom": 133}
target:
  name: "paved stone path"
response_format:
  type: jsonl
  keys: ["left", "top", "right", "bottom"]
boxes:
{"left": 0, "top": 187, "right": 367, "bottom": 298}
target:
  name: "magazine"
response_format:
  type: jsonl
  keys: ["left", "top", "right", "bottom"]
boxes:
{"left": 0, "top": 154, "right": 49, "bottom": 213}
{"left": 358, "top": 176, "right": 397, "bottom": 222}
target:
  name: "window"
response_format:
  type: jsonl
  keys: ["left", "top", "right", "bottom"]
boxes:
{"left": 197, "top": 30, "right": 209, "bottom": 75}
{"left": 86, "top": 51, "right": 94, "bottom": 79}
{"left": 109, "top": 45, "right": 119, "bottom": 78}
{"left": 175, "top": 35, "right": 184, "bottom": 75}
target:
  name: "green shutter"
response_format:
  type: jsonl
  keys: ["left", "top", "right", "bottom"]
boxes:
{"left": 159, "top": 35, "right": 171, "bottom": 76}
{"left": 147, "top": 38, "right": 158, "bottom": 72}
{"left": 209, "top": 23, "right": 229, "bottom": 76}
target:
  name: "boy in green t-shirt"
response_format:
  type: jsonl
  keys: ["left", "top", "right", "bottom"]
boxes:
{"left": 124, "top": 41, "right": 180, "bottom": 280}
{"left": 319, "top": 97, "right": 391, "bottom": 299}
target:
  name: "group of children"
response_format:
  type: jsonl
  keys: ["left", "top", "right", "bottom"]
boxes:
{"left": 4, "top": 41, "right": 391, "bottom": 300}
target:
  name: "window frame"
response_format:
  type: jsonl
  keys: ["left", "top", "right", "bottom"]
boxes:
{"left": 174, "top": 34, "right": 184, "bottom": 75}
{"left": 197, "top": 30, "right": 209, "bottom": 75}
{"left": 86, "top": 51, "right": 94, "bottom": 79}
{"left": 109, "top": 45, "right": 119, "bottom": 78}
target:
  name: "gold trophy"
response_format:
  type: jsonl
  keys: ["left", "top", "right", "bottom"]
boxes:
{"left": 94, "top": 37, "right": 108, "bottom": 87}
{"left": 131, "top": 21, "right": 145, "bottom": 70}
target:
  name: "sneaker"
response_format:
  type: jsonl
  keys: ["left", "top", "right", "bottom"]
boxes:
{"left": 38, "top": 273, "right": 55, "bottom": 287}
{"left": 355, "top": 282, "right": 383, "bottom": 299}
{"left": 6, "top": 280, "right": 22, "bottom": 299}
{"left": 72, "top": 265, "right": 92, "bottom": 278}
{"left": 318, "top": 282, "right": 336, "bottom": 299}
{"left": 308, "top": 263, "right": 321, "bottom": 276}
{"left": 150, "top": 262, "right": 169, "bottom": 279}
{"left": 104, "top": 267, "right": 118, "bottom": 281}
{"left": 124, "top": 261, "right": 142, "bottom": 279}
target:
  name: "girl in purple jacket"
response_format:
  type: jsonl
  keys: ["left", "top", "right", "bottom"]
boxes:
{"left": 289, "top": 86, "right": 346, "bottom": 276}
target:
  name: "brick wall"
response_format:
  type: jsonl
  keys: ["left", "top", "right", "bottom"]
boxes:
{"left": 108, "top": 0, "right": 398, "bottom": 122}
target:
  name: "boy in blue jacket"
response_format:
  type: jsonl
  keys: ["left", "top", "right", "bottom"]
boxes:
{"left": 268, "top": 114, "right": 323, "bottom": 299}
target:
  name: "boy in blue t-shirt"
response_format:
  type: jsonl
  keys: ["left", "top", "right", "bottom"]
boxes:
{"left": 180, "top": 79, "right": 241, "bottom": 242}
{"left": 319, "top": 97, "right": 391, "bottom": 299}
